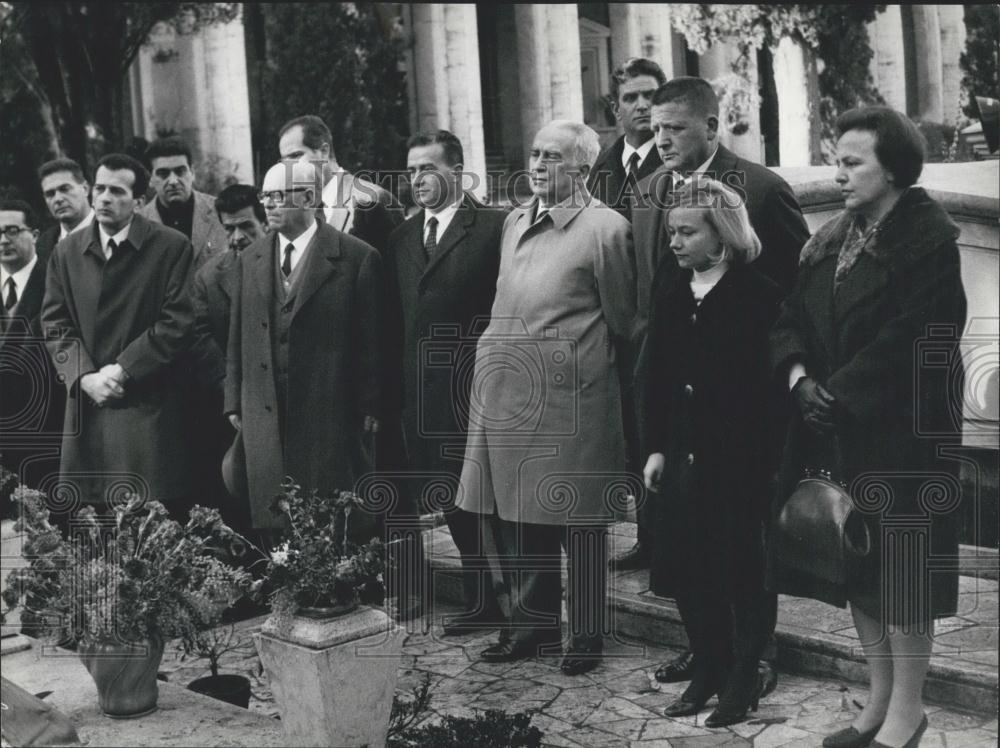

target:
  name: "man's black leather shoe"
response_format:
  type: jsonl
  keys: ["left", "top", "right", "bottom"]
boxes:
{"left": 758, "top": 660, "right": 778, "bottom": 699}
{"left": 560, "top": 644, "right": 602, "bottom": 676}
{"left": 655, "top": 648, "right": 694, "bottom": 683}
{"left": 441, "top": 610, "right": 502, "bottom": 636}
{"left": 481, "top": 636, "right": 561, "bottom": 663}
{"left": 608, "top": 541, "right": 649, "bottom": 571}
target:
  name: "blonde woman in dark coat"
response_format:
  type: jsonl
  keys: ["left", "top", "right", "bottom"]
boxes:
{"left": 770, "top": 107, "right": 967, "bottom": 748}
{"left": 643, "top": 177, "right": 784, "bottom": 727}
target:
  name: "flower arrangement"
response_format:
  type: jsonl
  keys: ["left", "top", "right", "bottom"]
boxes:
{"left": 2, "top": 487, "right": 252, "bottom": 647}
{"left": 257, "top": 479, "right": 386, "bottom": 624}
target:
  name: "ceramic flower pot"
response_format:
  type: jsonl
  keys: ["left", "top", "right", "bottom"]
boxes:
{"left": 296, "top": 597, "right": 359, "bottom": 619}
{"left": 78, "top": 637, "right": 165, "bottom": 718}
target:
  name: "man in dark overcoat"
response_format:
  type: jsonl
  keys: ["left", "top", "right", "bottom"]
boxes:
{"left": 41, "top": 154, "right": 196, "bottom": 514}
{"left": 224, "top": 162, "right": 382, "bottom": 535}
{"left": 385, "top": 130, "right": 506, "bottom": 632}
{"left": 631, "top": 77, "right": 810, "bottom": 686}
{"left": 36, "top": 158, "right": 94, "bottom": 264}
{"left": 1, "top": 200, "right": 64, "bottom": 511}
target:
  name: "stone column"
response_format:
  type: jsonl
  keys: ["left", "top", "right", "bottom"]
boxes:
{"left": 938, "top": 4, "right": 967, "bottom": 127}
{"left": 772, "top": 36, "right": 821, "bottom": 166}
{"left": 515, "top": 4, "right": 584, "bottom": 163}
{"left": 409, "top": 4, "right": 488, "bottom": 198}
{"left": 866, "top": 5, "right": 908, "bottom": 114}
{"left": 608, "top": 4, "right": 679, "bottom": 77}
{"left": 911, "top": 5, "right": 944, "bottom": 123}
{"left": 130, "top": 13, "right": 255, "bottom": 188}
{"left": 697, "top": 42, "right": 763, "bottom": 163}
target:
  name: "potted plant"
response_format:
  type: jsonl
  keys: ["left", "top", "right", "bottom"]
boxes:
{"left": 252, "top": 479, "right": 405, "bottom": 747}
{"left": 256, "top": 479, "right": 386, "bottom": 627}
{"left": 178, "top": 623, "right": 256, "bottom": 709}
{"left": 2, "top": 487, "right": 252, "bottom": 719}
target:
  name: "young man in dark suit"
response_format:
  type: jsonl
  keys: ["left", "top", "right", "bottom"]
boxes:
{"left": 588, "top": 58, "right": 668, "bottom": 576}
{"left": 36, "top": 158, "right": 94, "bottom": 263}
{"left": 0, "top": 200, "right": 65, "bottom": 510}
{"left": 384, "top": 130, "right": 506, "bottom": 632}
{"left": 587, "top": 57, "right": 667, "bottom": 222}
{"left": 632, "top": 76, "right": 810, "bottom": 691}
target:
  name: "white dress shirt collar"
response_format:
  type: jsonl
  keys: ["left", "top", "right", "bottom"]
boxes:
{"left": 621, "top": 138, "right": 655, "bottom": 171}
{"left": 98, "top": 222, "right": 133, "bottom": 260}
{"left": 60, "top": 209, "right": 94, "bottom": 241}
{"left": 1, "top": 254, "right": 38, "bottom": 313}
{"left": 277, "top": 218, "right": 319, "bottom": 275}
{"left": 423, "top": 201, "right": 460, "bottom": 244}
{"left": 672, "top": 146, "right": 720, "bottom": 188}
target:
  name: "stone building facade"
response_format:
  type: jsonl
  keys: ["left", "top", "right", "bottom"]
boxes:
{"left": 127, "top": 3, "right": 967, "bottom": 189}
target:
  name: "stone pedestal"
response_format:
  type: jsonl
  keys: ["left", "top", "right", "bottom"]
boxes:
{"left": 255, "top": 607, "right": 405, "bottom": 748}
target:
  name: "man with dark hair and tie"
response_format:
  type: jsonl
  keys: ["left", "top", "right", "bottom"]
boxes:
{"left": 37, "top": 158, "right": 94, "bottom": 263}
{"left": 41, "top": 153, "right": 197, "bottom": 517}
{"left": 1, "top": 199, "right": 64, "bottom": 507}
{"left": 385, "top": 130, "right": 506, "bottom": 630}
{"left": 587, "top": 57, "right": 668, "bottom": 222}
{"left": 225, "top": 162, "right": 382, "bottom": 540}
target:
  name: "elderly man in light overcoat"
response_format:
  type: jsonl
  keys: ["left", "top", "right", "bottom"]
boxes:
{"left": 457, "top": 120, "right": 637, "bottom": 676}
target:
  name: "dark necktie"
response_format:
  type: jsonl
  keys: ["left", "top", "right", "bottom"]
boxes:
{"left": 424, "top": 216, "right": 438, "bottom": 262}
{"left": 3, "top": 277, "right": 16, "bottom": 312}
{"left": 623, "top": 152, "right": 642, "bottom": 206}
{"left": 2, "top": 278, "right": 16, "bottom": 330}
{"left": 626, "top": 151, "right": 641, "bottom": 176}
{"left": 106, "top": 238, "right": 118, "bottom": 261}
{"left": 281, "top": 243, "right": 294, "bottom": 278}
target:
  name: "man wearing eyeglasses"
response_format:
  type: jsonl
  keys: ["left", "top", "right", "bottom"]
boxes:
{"left": 224, "top": 161, "right": 383, "bottom": 540}
{"left": 1, "top": 200, "right": 65, "bottom": 507}
{"left": 139, "top": 136, "right": 228, "bottom": 270}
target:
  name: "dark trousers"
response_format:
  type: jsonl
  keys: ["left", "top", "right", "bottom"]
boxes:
{"left": 495, "top": 517, "right": 608, "bottom": 650}
{"left": 675, "top": 582, "right": 771, "bottom": 683}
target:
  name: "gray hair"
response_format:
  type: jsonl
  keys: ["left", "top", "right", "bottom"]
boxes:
{"left": 546, "top": 119, "right": 602, "bottom": 169}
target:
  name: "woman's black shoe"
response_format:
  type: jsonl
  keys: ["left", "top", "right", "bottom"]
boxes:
{"left": 704, "top": 670, "right": 763, "bottom": 728}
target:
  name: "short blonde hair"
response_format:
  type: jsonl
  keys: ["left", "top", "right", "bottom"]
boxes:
{"left": 670, "top": 176, "right": 761, "bottom": 264}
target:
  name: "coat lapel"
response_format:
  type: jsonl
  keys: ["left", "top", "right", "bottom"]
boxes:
{"left": 404, "top": 209, "right": 428, "bottom": 274}
{"left": 422, "top": 197, "right": 476, "bottom": 282}
{"left": 252, "top": 233, "right": 275, "bottom": 300}
{"left": 291, "top": 224, "right": 340, "bottom": 320}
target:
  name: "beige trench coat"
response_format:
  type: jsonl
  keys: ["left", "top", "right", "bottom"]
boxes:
{"left": 456, "top": 196, "right": 636, "bottom": 525}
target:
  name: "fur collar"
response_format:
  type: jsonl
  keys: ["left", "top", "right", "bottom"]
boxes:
{"left": 800, "top": 187, "right": 960, "bottom": 270}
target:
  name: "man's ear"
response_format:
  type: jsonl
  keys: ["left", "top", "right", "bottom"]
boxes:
{"left": 706, "top": 115, "right": 720, "bottom": 140}
{"left": 133, "top": 196, "right": 146, "bottom": 211}
{"left": 611, "top": 98, "right": 622, "bottom": 122}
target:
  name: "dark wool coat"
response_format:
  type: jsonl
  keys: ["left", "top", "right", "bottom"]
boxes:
{"left": 224, "top": 223, "right": 382, "bottom": 529}
{"left": 768, "top": 187, "right": 967, "bottom": 622}
{"left": 384, "top": 196, "right": 505, "bottom": 488}
{"left": 644, "top": 263, "right": 785, "bottom": 599}
{"left": 41, "top": 216, "right": 196, "bottom": 505}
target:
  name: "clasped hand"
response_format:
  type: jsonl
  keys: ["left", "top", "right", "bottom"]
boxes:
{"left": 81, "top": 364, "right": 128, "bottom": 407}
{"left": 793, "top": 376, "right": 836, "bottom": 433}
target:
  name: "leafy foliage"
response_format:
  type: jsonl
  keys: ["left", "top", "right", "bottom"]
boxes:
{"left": 248, "top": 2, "right": 407, "bottom": 173}
{"left": 177, "top": 622, "right": 255, "bottom": 678}
{"left": 670, "top": 5, "right": 883, "bottom": 161}
{"left": 960, "top": 5, "right": 1000, "bottom": 117}
{"left": 2, "top": 487, "right": 251, "bottom": 646}
{"left": 255, "top": 479, "right": 386, "bottom": 627}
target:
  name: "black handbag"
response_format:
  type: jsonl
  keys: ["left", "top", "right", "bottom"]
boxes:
{"left": 773, "top": 435, "right": 871, "bottom": 587}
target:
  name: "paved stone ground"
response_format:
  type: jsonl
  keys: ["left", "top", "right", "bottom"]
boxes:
{"left": 156, "top": 606, "right": 998, "bottom": 748}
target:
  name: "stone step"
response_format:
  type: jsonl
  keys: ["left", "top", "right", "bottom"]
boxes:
{"left": 424, "top": 522, "right": 999, "bottom": 717}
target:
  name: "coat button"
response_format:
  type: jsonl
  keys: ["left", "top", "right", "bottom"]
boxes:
{"left": 260, "top": 362, "right": 268, "bottom": 370}
{"left": 261, "top": 321, "right": 268, "bottom": 328}
{"left": 282, "top": 305, "right": 292, "bottom": 314}
{"left": 684, "top": 384, "right": 694, "bottom": 397}
{"left": 689, "top": 313, "right": 697, "bottom": 324}
{"left": 265, "top": 405, "right": 272, "bottom": 412}
{"left": 686, "top": 453, "right": 695, "bottom": 465}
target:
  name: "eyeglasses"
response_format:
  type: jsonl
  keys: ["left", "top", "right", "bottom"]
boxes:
{"left": 0, "top": 225, "right": 31, "bottom": 239}
{"left": 258, "top": 188, "right": 313, "bottom": 206}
